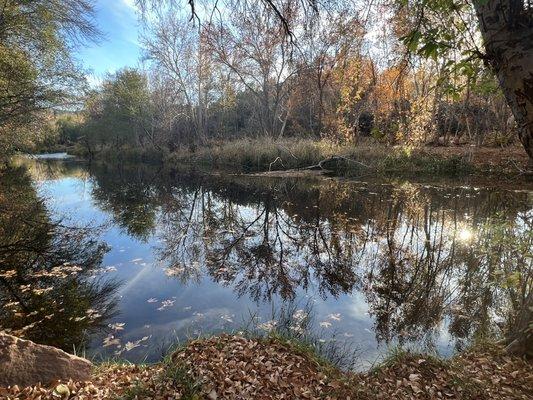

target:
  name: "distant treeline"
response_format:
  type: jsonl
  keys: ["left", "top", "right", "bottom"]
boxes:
{"left": 54, "top": 64, "right": 516, "bottom": 160}
{"left": 47, "top": 1, "right": 519, "bottom": 158}
{"left": 1, "top": 1, "right": 530, "bottom": 161}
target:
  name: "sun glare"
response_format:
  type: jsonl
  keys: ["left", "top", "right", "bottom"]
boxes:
{"left": 457, "top": 228, "right": 474, "bottom": 242}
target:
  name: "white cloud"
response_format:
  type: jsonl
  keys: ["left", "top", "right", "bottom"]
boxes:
{"left": 122, "top": 0, "right": 139, "bottom": 12}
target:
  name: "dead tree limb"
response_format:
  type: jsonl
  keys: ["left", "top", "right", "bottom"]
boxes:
{"left": 302, "top": 156, "right": 372, "bottom": 171}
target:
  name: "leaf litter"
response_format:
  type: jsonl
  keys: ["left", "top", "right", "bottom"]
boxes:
{"left": 0, "top": 337, "right": 531, "bottom": 399}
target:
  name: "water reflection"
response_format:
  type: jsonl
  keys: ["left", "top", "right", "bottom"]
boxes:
{"left": 5, "top": 158, "right": 532, "bottom": 362}
{"left": 153, "top": 175, "right": 531, "bottom": 351}
{"left": 0, "top": 166, "right": 119, "bottom": 351}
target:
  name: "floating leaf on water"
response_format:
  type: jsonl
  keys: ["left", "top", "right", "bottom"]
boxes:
{"left": 257, "top": 320, "right": 277, "bottom": 332}
{"left": 108, "top": 322, "right": 125, "bottom": 331}
{"left": 157, "top": 299, "right": 175, "bottom": 311}
{"left": 123, "top": 335, "right": 151, "bottom": 352}
{"left": 328, "top": 313, "right": 341, "bottom": 321}
{"left": 103, "top": 334, "right": 121, "bottom": 347}
{"left": 220, "top": 314, "right": 234, "bottom": 323}
{"left": 293, "top": 309, "right": 307, "bottom": 321}
{"left": 0, "top": 270, "right": 16, "bottom": 279}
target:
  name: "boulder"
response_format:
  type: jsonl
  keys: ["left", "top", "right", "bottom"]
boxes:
{"left": 0, "top": 333, "right": 93, "bottom": 387}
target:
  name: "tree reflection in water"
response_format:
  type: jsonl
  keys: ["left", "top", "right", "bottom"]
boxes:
{"left": 14, "top": 160, "right": 532, "bottom": 354}
{"left": 0, "top": 166, "right": 120, "bottom": 351}
{"left": 154, "top": 177, "right": 533, "bottom": 352}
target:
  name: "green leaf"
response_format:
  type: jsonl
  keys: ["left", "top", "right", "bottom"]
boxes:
{"left": 402, "top": 30, "right": 422, "bottom": 52}
{"left": 420, "top": 42, "right": 439, "bottom": 60}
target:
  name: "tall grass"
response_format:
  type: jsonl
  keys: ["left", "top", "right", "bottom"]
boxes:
{"left": 167, "top": 137, "right": 475, "bottom": 177}
{"left": 168, "top": 137, "right": 337, "bottom": 172}
{"left": 66, "top": 137, "right": 476, "bottom": 177}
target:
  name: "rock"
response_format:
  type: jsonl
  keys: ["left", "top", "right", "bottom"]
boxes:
{"left": 0, "top": 333, "right": 93, "bottom": 387}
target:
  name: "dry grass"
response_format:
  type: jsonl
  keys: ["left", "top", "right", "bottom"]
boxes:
{"left": 166, "top": 138, "right": 494, "bottom": 177}
{"left": 67, "top": 137, "right": 528, "bottom": 178}
{"left": 168, "top": 137, "right": 341, "bottom": 172}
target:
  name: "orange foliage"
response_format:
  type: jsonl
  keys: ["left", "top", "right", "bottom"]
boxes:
{"left": 326, "top": 58, "right": 415, "bottom": 143}
{"left": 327, "top": 58, "right": 376, "bottom": 142}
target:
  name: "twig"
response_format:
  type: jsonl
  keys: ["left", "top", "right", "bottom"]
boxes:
{"left": 269, "top": 156, "right": 285, "bottom": 171}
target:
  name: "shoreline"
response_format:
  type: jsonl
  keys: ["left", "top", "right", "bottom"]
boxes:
{"left": 19, "top": 140, "right": 533, "bottom": 192}
{"left": 167, "top": 139, "right": 532, "bottom": 177}
{"left": 1, "top": 334, "right": 531, "bottom": 399}
{"left": 59, "top": 138, "right": 533, "bottom": 182}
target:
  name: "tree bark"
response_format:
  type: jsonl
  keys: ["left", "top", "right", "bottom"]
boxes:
{"left": 474, "top": 0, "right": 533, "bottom": 163}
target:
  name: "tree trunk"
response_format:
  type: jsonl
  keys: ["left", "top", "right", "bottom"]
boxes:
{"left": 474, "top": 0, "right": 533, "bottom": 163}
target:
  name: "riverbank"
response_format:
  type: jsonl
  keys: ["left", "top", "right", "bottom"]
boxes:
{"left": 67, "top": 138, "right": 532, "bottom": 179}
{"left": 167, "top": 138, "right": 532, "bottom": 177}
{"left": 1, "top": 335, "right": 531, "bottom": 399}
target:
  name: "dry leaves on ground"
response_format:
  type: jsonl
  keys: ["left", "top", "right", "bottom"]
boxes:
{"left": 354, "top": 343, "right": 533, "bottom": 400}
{"left": 172, "top": 334, "right": 352, "bottom": 400}
{"left": 0, "top": 364, "right": 162, "bottom": 399}
{"left": 0, "top": 337, "right": 531, "bottom": 399}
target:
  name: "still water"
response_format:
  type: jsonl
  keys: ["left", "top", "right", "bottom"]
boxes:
{"left": 1, "top": 156, "right": 531, "bottom": 369}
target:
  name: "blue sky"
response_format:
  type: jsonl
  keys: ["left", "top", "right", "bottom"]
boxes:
{"left": 76, "top": 0, "right": 142, "bottom": 85}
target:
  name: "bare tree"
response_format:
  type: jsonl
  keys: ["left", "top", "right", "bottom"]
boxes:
{"left": 204, "top": 1, "right": 299, "bottom": 137}
{"left": 142, "top": 6, "right": 215, "bottom": 143}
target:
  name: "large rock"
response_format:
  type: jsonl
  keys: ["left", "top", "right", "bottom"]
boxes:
{"left": 0, "top": 333, "right": 93, "bottom": 387}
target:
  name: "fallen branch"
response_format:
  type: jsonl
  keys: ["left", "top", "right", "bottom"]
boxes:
{"left": 302, "top": 156, "right": 372, "bottom": 171}
{"left": 260, "top": 155, "right": 373, "bottom": 177}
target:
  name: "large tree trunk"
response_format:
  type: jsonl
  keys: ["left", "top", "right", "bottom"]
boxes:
{"left": 474, "top": 0, "right": 533, "bottom": 163}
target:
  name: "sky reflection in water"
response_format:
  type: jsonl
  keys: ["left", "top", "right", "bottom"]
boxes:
{"left": 10, "top": 159, "right": 533, "bottom": 368}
